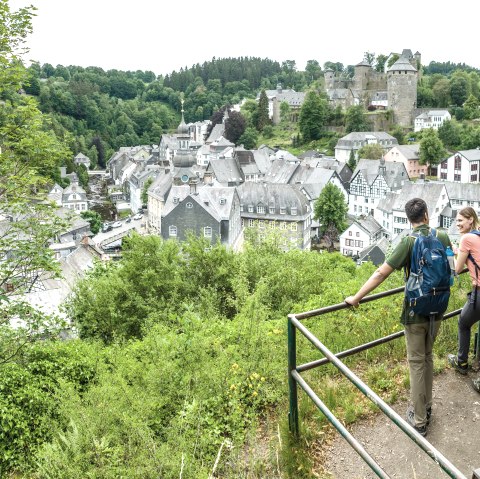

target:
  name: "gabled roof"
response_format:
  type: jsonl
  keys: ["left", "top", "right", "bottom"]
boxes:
{"left": 335, "top": 132, "right": 398, "bottom": 149}
{"left": 264, "top": 160, "right": 299, "bottom": 184}
{"left": 389, "top": 144, "right": 420, "bottom": 160}
{"left": 456, "top": 149, "right": 480, "bottom": 162}
{"left": 208, "top": 157, "right": 243, "bottom": 184}
{"left": 357, "top": 237, "right": 390, "bottom": 266}
{"left": 436, "top": 180, "right": 480, "bottom": 201}
{"left": 205, "top": 123, "right": 225, "bottom": 144}
{"left": 352, "top": 159, "right": 408, "bottom": 188}
{"left": 379, "top": 182, "right": 447, "bottom": 215}
{"left": 351, "top": 214, "right": 384, "bottom": 237}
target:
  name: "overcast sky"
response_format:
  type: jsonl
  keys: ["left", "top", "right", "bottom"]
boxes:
{"left": 9, "top": 0, "right": 480, "bottom": 77}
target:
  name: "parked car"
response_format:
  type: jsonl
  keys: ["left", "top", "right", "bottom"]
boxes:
{"left": 102, "top": 224, "right": 113, "bottom": 233}
{"left": 133, "top": 213, "right": 143, "bottom": 220}
{"left": 125, "top": 217, "right": 132, "bottom": 223}
{"left": 111, "top": 221, "right": 122, "bottom": 228}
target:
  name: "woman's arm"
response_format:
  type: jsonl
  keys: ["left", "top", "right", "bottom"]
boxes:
{"left": 455, "top": 250, "right": 469, "bottom": 274}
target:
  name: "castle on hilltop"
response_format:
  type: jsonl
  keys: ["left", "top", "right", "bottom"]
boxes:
{"left": 325, "top": 49, "right": 420, "bottom": 128}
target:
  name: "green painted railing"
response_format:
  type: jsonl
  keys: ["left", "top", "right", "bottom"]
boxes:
{"left": 288, "top": 277, "right": 478, "bottom": 479}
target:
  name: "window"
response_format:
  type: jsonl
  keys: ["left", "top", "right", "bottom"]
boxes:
{"left": 257, "top": 205, "right": 266, "bottom": 214}
{"left": 441, "top": 172, "right": 447, "bottom": 180}
{"left": 472, "top": 164, "right": 478, "bottom": 171}
{"left": 186, "top": 202, "right": 193, "bottom": 209}
{"left": 269, "top": 206, "right": 275, "bottom": 214}
{"left": 471, "top": 175, "right": 478, "bottom": 182}
{"left": 169, "top": 225, "right": 177, "bottom": 237}
{"left": 269, "top": 221, "right": 275, "bottom": 229}
{"left": 355, "top": 240, "right": 363, "bottom": 247}
{"left": 259, "top": 220, "right": 265, "bottom": 229}
{"left": 280, "top": 222, "right": 287, "bottom": 230}
{"left": 454, "top": 155, "right": 461, "bottom": 170}
{"left": 291, "top": 207, "right": 297, "bottom": 215}
{"left": 248, "top": 219, "right": 255, "bottom": 227}
{"left": 240, "top": 204, "right": 244, "bottom": 212}
{"left": 290, "top": 223, "right": 297, "bottom": 231}
{"left": 356, "top": 232, "right": 360, "bottom": 237}
{"left": 204, "top": 226, "right": 212, "bottom": 238}
{"left": 349, "top": 231, "right": 352, "bottom": 236}
{"left": 219, "top": 198, "right": 226, "bottom": 205}
{"left": 248, "top": 205, "right": 254, "bottom": 213}
{"left": 280, "top": 207, "right": 286, "bottom": 214}
{"left": 454, "top": 174, "right": 461, "bottom": 182}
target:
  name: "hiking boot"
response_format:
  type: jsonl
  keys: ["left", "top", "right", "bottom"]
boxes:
{"left": 473, "top": 377, "right": 480, "bottom": 393}
{"left": 406, "top": 407, "right": 427, "bottom": 437}
{"left": 426, "top": 407, "right": 432, "bottom": 426}
{"left": 447, "top": 354, "right": 468, "bottom": 375}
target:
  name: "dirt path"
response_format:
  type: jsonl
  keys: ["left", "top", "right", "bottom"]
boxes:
{"left": 323, "top": 368, "right": 480, "bottom": 478}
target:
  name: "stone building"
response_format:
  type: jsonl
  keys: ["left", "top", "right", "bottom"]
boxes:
{"left": 325, "top": 49, "right": 420, "bottom": 128}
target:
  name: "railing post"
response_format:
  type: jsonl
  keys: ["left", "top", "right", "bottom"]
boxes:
{"left": 475, "top": 322, "right": 480, "bottom": 368}
{"left": 288, "top": 315, "right": 299, "bottom": 437}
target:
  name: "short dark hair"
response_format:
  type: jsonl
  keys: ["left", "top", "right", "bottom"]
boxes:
{"left": 404, "top": 198, "right": 428, "bottom": 223}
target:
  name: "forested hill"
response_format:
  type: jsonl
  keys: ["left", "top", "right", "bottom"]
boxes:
{"left": 23, "top": 55, "right": 480, "bottom": 171}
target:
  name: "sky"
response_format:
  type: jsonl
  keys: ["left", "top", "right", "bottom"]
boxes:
{"left": 8, "top": 0, "right": 480, "bottom": 77}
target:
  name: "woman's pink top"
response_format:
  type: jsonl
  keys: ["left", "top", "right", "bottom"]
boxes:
{"left": 459, "top": 232, "right": 480, "bottom": 286}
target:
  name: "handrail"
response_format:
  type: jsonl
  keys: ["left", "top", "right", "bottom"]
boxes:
{"left": 288, "top": 273, "right": 474, "bottom": 479}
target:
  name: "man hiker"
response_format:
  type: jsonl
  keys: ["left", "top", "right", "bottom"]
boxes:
{"left": 345, "top": 198, "right": 452, "bottom": 437}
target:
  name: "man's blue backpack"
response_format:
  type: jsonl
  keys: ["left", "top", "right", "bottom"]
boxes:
{"left": 405, "top": 228, "right": 451, "bottom": 317}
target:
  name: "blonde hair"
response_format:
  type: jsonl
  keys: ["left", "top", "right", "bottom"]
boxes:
{"left": 458, "top": 207, "right": 480, "bottom": 230}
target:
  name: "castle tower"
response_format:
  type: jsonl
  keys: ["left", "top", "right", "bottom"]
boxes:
{"left": 353, "top": 60, "right": 373, "bottom": 92}
{"left": 387, "top": 52, "right": 418, "bottom": 127}
{"left": 324, "top": 68, "right": 335, "bottom": 90}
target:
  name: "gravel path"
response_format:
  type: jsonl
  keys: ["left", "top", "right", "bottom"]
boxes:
{"left": 323, "top": 368, "right": 480, "bottom": 478}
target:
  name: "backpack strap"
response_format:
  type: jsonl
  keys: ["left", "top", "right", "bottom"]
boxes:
{"left": 467, "top": 231, "right": 480, "bottom": 308}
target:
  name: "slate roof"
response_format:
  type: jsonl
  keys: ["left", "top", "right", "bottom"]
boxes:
{"left": 335, "top": 132, "right": 398, "bottom": 149}
{"left": 435, "top": 180, "right": 480, "bottom": 201}
{"left": 457, "top": 149, "right": 480, "bottom": 162}
{"left": 208, "top": 157, "right": 243, "bottom": 184}
{"left": 237, "top": 182, "right": 310, "bottom": 219}
{"left": 357, "top": 237, "right": 390, "bottom": 266}
{"left": 352, "top": 159, "right": 409, "bottom": 189}
{"left": 389, "top": 144, "right": 420, "bottom": 160}
{"left": 378, "top": 182, "right": 447, "bottom": 215}
{"left": 205, "top": 123, "right": 225, "bottom": 144}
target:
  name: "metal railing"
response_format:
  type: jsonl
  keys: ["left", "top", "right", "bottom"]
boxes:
{"left": 288, "top": 277, "right": 479, "bottom": 479}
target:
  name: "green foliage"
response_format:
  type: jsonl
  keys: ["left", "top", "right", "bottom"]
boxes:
{"left": 419, "top": 128, "right": 447, "bottom": 172}
{"left": 256, "top": 89, "right": 271, "bottom": 132}
{"left": 298, "top": 91, "right": 330, "bottom": 142}
{"left": 357, "top": 143, "right": 384, "bottom": 159}
{"left": 313, "top": 183, "right": 348, "bottom": 235}
{"left": 345, "top": 105, "right": 372, "bottom": 133}
{"left": 80, "top": 210, "right": 102, "bottom": 235}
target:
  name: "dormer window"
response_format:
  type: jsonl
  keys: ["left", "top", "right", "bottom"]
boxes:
{"left": 257, "top": 206, "right": 265, "bottom": 214}
{"left": 186, "top": 202, "right": 193, "bottom": 209}
{"left": 248, "top": 205, "right": 254, "bottom": 213}
{"left": 173, "top": 197, "right": 179, "bottom": 204}
{"left": 219, "top": 198, "right": 226, "bottom": 205}
{"left": 240, "top": 204, "right": 244, "bottom": 212}
{"left": 291, "top": 207, "right": 297, "bottom": 216}
{"left": 269, "top": 206, "right": 275, "bottom": 214}
{"left": 280, "top": 207, "right": 286, "bottom": 215}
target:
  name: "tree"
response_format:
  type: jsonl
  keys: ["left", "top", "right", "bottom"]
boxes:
{"left": 141, "top": 177, "right": 153, "bottom": 206}
{"left": 375, "top": 54, "right": 388, "bottom": 73}
{"left": 305, "top": 59, "right": 322, "bottom": 82}
{"left": 238, "top": 126, "right": 258, "bottom": 149}
{"left": 225, "top": 110, "right": 246, "bottom": 144}
{"left": 298, "top": 91, "right": 329, "bottom": 142}
{"left": 81, "top": 210, "right": 102, "bottom": 235}
{"left": 0, "top": 2, "right": 71, "bottom": 364}
{"left": 419, "top": 128, "right": 447, "bottom": 176}
{"left": 345, "top": 105, "right": 371, "bottom": 133}
{"left": 357, "top": 143, "right": 384, "bottom": 160}
{"left": 256, "top": 89, "right": 270, "bottom": 132}
{"left": 313, "top": 183, "right": 348, "bottom": 240}
{"left": 438, "top": 119, "right": 462, "bottom": 149}
{"left": 347, "top": 150, "right": 356, "bottom": 171}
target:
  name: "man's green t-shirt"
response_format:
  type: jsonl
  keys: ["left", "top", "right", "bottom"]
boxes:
{"left": 386, "top": 224, "right": 452, "bottom": 325}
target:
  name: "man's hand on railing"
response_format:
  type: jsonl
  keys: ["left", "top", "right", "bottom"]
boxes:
{"left": 345, "top": 296, "right": 360, "bottom": 308}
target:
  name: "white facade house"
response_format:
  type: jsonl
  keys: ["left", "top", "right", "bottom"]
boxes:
{"left": 414, "top": 110, "right": 451, "bottom": 132}
{"left": 348, "top": 158, "right": 409, "bottom": 217}
{"left": 340, "top": 215, "right": 388, "bottom": 258}
{"left": 334, "top": 132, "right": 398, "bottom": 163}
{"left": 438, "top": 149, "right": 480, "bottom": 183}
{"left": 61, "top": 183, "right": 88, "bottom": 213}
{"left": 375, "top": 182, "right": 449, "bottom": 238}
